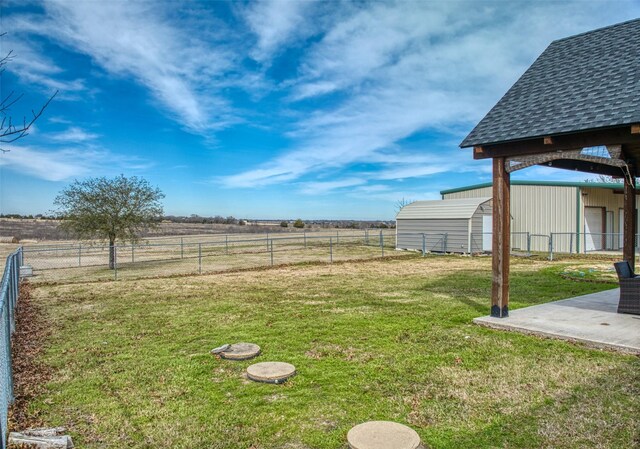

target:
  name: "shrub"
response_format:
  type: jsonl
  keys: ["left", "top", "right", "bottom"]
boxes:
{"left": 293, "top": 219, "right": 305, "bottom": 229}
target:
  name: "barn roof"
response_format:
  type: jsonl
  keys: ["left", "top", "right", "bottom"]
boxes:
{"left": 440, "top": 180, "right": 628, "bottom": 195}
{"left": 396, "top": 197, "right": 491, "bottom": 220}
{"left": 460, "top": 19, "right": 640, "bottom": 148}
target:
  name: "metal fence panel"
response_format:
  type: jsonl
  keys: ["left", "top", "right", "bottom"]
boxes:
{"left": 1, "top": 247, "right": 22, "bottom": 449}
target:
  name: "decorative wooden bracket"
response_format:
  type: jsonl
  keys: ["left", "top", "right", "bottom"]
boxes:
{"left": 504, "top": 145, "right": 625, "bottom": 173}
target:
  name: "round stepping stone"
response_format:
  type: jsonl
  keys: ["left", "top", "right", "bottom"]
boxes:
{"left": 219, "top": 342, "right": 261, "bottom": 360}
{"left": 347, "top": 421, "right": 421, "bottom": 449}
{"left": 246, "top": 362, "right": 296, "bottom": 384}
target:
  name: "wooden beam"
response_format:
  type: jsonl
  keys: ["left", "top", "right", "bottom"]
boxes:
{"left": 491, "top": 157, "right": 510, "bottom": 318}
{"left": 632, "top": 124, "right": 640, "bottom": 134}
{"left": 474, "top": 146, "right": 484, "bottom": 157}
{"left": 471, "top": 126, "right": 640, "bottom": 161}
{"left": 540, "top": 159, "right": 628, "bottom": 177}
{"left": 623, "top": 174, "right": 636, "bottom": 272}
{"left": 611, "top": 190, "right": 640, "bottom": 195}
{"left": 543, "top": 136, "right": 554, "bottom": 145}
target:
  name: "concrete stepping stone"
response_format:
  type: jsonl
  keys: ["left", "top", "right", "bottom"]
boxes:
{"left": 246, "top": 361, "right": 296, "bottom": 384}
{"left": 347, "top": 421, "right": 422, "bottom": 449}
{"left": 214, "top": 342, "right": 261, "bottom": 360}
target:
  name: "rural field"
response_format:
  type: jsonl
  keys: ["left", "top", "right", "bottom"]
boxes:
{"left": 10, "top": 229, "right": 396, "bottom": 283}
{"left": 10, "top": 253, "right": 639, "bottom": 448}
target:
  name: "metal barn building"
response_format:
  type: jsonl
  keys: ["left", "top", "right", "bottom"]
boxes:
{"left": 396, "top": 197, "right": 492, "bottom": 253}
{"left": 441, "top": 180, "right": 640, "bottom": 253}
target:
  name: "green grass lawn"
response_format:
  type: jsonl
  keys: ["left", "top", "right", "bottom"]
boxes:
{"left": 18, "top": 254, "right": 640, "bottom": 448}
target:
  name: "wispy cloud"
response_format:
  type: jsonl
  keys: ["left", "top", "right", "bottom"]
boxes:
{"left": 242, "top": 0, "right": 317, "bottom": 64}
{"left": 0, "top": 38, "right": 87, "bottom": 99}
{"left": 0, "top": 144, "right": 152, "bottom": 182}
{"left": 8, "top": 1, "right": 237, "bottom": 135}
{"left": 298, "top": 177, "right": 366, "bottom": 195}
{"left": 221, "top": 0, "right": 637, "bottom": 191}
{"left": 50, "top": 126, "right": 99, "bottom": 143}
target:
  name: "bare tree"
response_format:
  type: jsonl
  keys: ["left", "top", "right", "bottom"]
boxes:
{"left": 583, "top": 175, "right": 622, "bottom": 183}
{"left": 395, "top": 197, "right": 414, "bottom": 214}
{"left": 0, "top": 33, "right": 57, "bottom": 151}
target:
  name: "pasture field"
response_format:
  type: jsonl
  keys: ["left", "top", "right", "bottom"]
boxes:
{"left": 16, "top": 230, "right": 396, "bottom": 283}
{"left": 0, "top": 218, "right": 327, "bottom": 241}
{"left": 11, "top": 254, "right": 639, "bottom": 448}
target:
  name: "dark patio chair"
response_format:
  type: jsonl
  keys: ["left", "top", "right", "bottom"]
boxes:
{"left": 613, "top": 261, "right": 640, "bottom": 315}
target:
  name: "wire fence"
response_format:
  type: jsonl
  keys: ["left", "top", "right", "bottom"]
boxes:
{"left": 0, "top": 248, "right": 22, "bottom": 449}
{"left": 399, "top": 231, "right": 639, "bottom": 261}
{"left": 21, "top": 230, "right": 398, "bottom": 284}
{"left": 16, "top": 228, "right": 640, "bottom": 285}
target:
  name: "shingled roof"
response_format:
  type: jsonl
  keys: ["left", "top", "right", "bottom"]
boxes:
{"left": 460, "top": 19, "right": 640, "bottom": 148}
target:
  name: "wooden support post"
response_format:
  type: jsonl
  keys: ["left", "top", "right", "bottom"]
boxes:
{"left": 492, "top": 157, "right": 510, "bottom": 317}
{"left": 623, "top": 174, "right": 636, "bottom": 271}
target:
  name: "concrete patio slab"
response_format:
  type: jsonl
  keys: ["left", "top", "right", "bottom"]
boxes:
{"left": 474, "top": 288, "right": 640, "bottom": 353}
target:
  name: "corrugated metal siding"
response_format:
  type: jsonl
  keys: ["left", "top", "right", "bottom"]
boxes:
{"left": 396, "top": 219, "right": 469, "bottom": 253}
{"left": 444, "top": 185, "right": 577, "bottom": 252}
{"left": 580, "top": 187, "right": 640, "bottom": 251}
{"left": 471, "top": 202, "right": 492, "bottom": 252}
{"left": 444, "top": 187, "right": 492, "bottom": 199}
{"left": 396, "top": 197, "right": 491, "bottom": 219}
{"left": 443, "top": 183, "right": 640, "bottom": 253}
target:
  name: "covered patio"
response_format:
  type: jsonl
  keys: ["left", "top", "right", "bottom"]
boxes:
{"left": 474, "top": 289, "right": 640, "bottom": 354}
{"left": 460, "top": 19, "right": 640, "bottom": 325}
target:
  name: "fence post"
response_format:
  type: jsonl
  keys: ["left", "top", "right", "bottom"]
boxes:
{"left": 336, "top": 230, "right": 339, "bottom": 244}
{"left": 422, "top": 233, "right": 426, "bottom": 257}
{"left": 181, "top": 237, "right": 184, "bottom": 259}
{"left": 549, "top": 233, "right": 554, "bottom": 261}
{"left": 5, "top": 297, "right": 14, "bottom": 400}
{"left": 270, "top": 239, "right": 274, "bottom": 266}
{"left": 443, "top": 233, "right": 448, "bottom": 253}
{"left": 78, "top": 244, "right": 82, "bottom": 267}
{"left": 114, "top": 245, "right": 118, "bottom": 281}
{"left": 225, "top": 235, "right": 229, "bottom": 255}
{"left": 527, "top": 232, "right": 531, "bottom": 254}
{"left": 304, "top": 230, "right": 307, "bottom": 248}
{"left": 9, "top": 265, "right": 15, "bottom": 334}
{"left": 365, "top": 229, "right": 369, "bottom": 245}
{"left": 198, "top": 243, "right": 202, "bottom": 274}
{"left": 330, "top": 237, "right": 333, "bottom": 263}
{"left": 380, "top": 231, "right": 384, "bottom": 257}
{"left": 569, "top": 233, "right": 574, "bottom": 254}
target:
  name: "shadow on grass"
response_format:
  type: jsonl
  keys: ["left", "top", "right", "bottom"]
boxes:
{"left": 415, "top": 266, "right": 616, "bottom": 317}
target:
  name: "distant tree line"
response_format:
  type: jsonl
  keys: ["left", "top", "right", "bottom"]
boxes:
{"left": 310, "top": 220, "right": 395, "bottom": 229}
{"left": 0, "top": 213, "right": 60, "bottom": 219}
{"left": 163, "top": 215, "right": 246, "bottom": 225}
{"left": 1, "top": 214, "right": 394, "bottom": 229}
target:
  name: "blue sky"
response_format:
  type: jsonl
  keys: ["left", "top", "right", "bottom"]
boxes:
{"left": 1, "top": 1, "right": 639, "bottom": 219}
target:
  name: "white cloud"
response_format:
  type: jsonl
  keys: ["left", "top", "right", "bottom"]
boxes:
{"left": 8, "top": 1, "right": 236, "bottom": 135}
{"left": 298, "top": 177, "right": 366, "bottom": 195}
{"left": 242, "top": 0, "right": 317, "bottom": 63}
{"left": 0, "top": 38, "right": 87, "bottom": 99}
{"left": 50, "top": 126, "right": 99, "bottom": 143}
{"left": 222, "top": 0, "right": 640, "bottom": 191}
{"left": 0, "top": 143, "right": 152, "bottom": 182}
